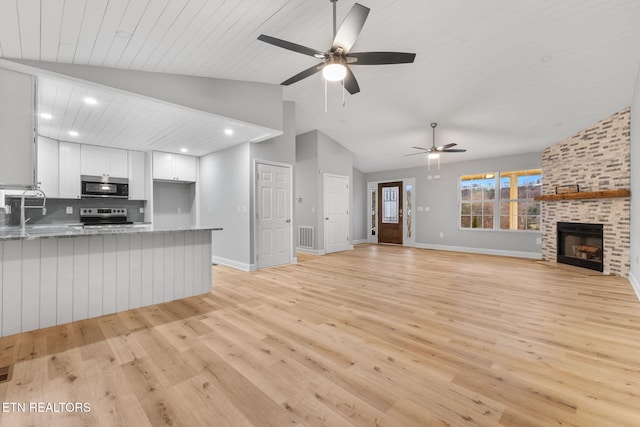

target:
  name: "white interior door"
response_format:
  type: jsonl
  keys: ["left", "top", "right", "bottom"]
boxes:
{"left": 324, "top": 174, "right": 350, "bottom": 254}
{"left": 257, "top": 163, "right": 291, "bottom": 268}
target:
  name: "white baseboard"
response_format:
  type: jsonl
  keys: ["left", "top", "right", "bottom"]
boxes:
{"left": 211, "top": 255, "right": 253, "bottom": 272}
{"left": 296, "top": 247, "right": 325, "bottom": 255}
{"left": 414, "top": 243, "right": 542, "bottom": 260}
{"left": 629, "top": 271, "right": 640, "bottom": 302}
{"left": 351, "top": 239, "right": 367, "bottom": 245}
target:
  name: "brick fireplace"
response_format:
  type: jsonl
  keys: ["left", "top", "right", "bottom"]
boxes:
{"left": 540, "top": 108, "right": 630, "bottom": 276}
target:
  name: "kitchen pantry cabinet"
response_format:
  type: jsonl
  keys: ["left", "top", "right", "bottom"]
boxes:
{"left": 128, "top": 150, "right": 146, "bottom": 200}
{"left": 36, "top": 137, "right": 59, "bottom": 197}
{"left": 59, "top": 142, "right": 81, "bottom": 198}
{"left": 0, "top": 66, "right": 37, "bottom": 189}
{"left": 152, "top": 152, "right": 197, "bottom": 182}
{"left": 81, "top": 145, "right": 128, "bottom": 178}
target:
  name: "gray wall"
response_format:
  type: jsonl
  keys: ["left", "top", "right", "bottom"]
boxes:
{"left": 317, "top": 131, "right": 354, "bottom": 251}
{"left": 352, "top": 168, "right": 367, "bottom": 242}
{"left": 295, "top": 130, "right": 354, "bottom": 251}
{"left": 249, "top": 101, "right": 296, "bottom": 264}
{"left": 152, "top": 181, "right": 195, "bottom": 228}
{"left": 199, "top": 102, "right": 296, "bottom": 269}
{"left": 13, "top": 60, "right": 284, "bottom": 133}
{"left": 630, "top": 64, "right": 640, "bottom": 290}
{"left": 365, "top": 152, "right": 542, "bottom": 255}
{"left": 294, "top": 132, "right": 319, "bottom": 248}
{"left": 199, "top": 143, "right": 251, "bottom": 266}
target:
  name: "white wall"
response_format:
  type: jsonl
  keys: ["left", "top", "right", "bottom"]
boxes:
{"left": 365, "top": 152, "right": 542, "bottom": 257}
{"left": 199, "top": 143, "right": 251, "bottom": 269}
{"left": 630, "top": 63, "right": 640, "bottom": 296}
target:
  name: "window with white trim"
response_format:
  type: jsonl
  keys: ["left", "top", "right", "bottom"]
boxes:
{"left": 460, "top": 169, "right": 542, "bottom": 231}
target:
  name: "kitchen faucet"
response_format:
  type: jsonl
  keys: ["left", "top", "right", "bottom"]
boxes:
{"left": 20, "top": 188, "right": 47, "bottom": 230}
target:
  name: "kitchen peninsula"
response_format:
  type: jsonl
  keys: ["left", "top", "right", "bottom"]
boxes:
{"left": 0, "top": 225, "right": 219, "bottom": 337}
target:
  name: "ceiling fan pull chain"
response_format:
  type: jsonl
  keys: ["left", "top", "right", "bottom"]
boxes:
{"left": 324, "top": 78, "right": 328, "bottom": 113}
{"left": 342, "top": 80, "right": 346, "bottom": 107}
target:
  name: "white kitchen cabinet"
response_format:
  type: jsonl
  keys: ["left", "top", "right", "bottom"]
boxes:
{"left": 59, "top": 141, "right": 81, "bottom": 199}
{"left": 81, "top": 145, "right": 129, "bottom": 178}
{"left": 128, "top": 150, "right": 146, "bottom": 200}
{"left": 152, "top": 152, "right": 197, "bottom": 182}
{"left": 0, "top": 66, "right": 36, "bottom": 189}
{"left": 37, "top": 137, "right": 59, "bottom": 197}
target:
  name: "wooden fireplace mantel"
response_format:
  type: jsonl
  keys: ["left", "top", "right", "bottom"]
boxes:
{"left": 534, "top": 189, "right": 630, "bottom": 201}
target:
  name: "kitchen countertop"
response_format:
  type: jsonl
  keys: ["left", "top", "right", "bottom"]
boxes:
{"left": 0, "top": 224, "right": 223, "bottom": 241}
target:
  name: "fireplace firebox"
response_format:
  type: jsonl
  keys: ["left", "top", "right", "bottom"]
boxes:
{"left": 557, "top": 222, "right": 603, "bottom": 272}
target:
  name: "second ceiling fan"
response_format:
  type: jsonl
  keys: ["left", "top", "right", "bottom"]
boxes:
{"left": 257, "top": 0, "right": 416, "bottom": 95}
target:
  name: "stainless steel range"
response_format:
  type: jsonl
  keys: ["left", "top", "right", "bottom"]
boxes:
{"left": 80, "top": 207, "right": 133, "bottom": 227}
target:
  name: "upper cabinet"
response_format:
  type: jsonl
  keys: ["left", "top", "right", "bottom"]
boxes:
{"left": 81, "top": 145, "right": 128, "bottom": 178}
{"left": 152, "top": 152, "right": 197, "bottom": 182}
{"left": 59, "top": 142, "right": 81, "bottom": 199}
{"left": 37, "top": 137, "right": 59, "bottom": 197}
{"left": 128, "top": 150, "right": 146, "bottom": 200}
{"left": 0, "top": 67, "right": 36, "bottom": 189}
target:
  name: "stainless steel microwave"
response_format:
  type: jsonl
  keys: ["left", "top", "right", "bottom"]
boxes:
{"left": 81, "top": 175, "right": 129, "bottom": 199}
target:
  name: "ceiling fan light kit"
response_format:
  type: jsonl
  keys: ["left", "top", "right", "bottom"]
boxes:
{"left": 323, "top": 61, "right": 347, "bottom": 81}
{"left": 257, "top": 0, "right": 416, "bottom": 97}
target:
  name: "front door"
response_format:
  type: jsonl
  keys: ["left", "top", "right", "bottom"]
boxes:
{"left": 378, "top": 181, "right": 403, "bottom": 244}
{"left": 324, "top": 174, "right": 350, "bottom": 253}
{"left": 257, "top": 162, "right": 291, "bottom": 268}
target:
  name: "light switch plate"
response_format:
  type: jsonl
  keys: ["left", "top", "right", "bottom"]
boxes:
{"left": 139, "top": 207, "right": 144, "bottom": 214}
{"left": 66, "top": 206, "right": 73, "bottom": 214}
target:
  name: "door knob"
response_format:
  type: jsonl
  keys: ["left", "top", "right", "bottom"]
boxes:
{"left": 285, "top": 219, "right": 291, "bottom": 223}
{"left": 325, "top": 217, "right": 329, "bottom": 220}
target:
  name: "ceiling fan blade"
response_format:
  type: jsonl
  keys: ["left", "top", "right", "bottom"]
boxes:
{"left": 436, "top": 143, "right": 457, "bottom": 150}
{"left": 348, "top": 51, "right": 416, "bottom": 65}
{"left": 332, "top": 3, "right": 370, "bottom": 54}
{"left": 281, "top": 63, "right": 324, "bottom": 86}
{"left": 404, "top": 152, "right": 427, "bottom": 157}
{"left": 411, "top": 146, "right": 429, "bottom": 151}
{"left": 441, "top": 149, "right": 467, "bottom": 153}
{"left": 258, "top": 34, "right": 325, "bottom": 57}
{"left": 343, "top": 66, "right": 360, "bottom": 94}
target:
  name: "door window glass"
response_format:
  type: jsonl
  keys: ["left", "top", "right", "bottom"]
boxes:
{"left": 382, "top": 186, "right": 399, "bottom": 223}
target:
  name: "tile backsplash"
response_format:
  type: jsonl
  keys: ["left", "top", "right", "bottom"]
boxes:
{"left": 2, "top": 196, "right": 145, "bottom": 227}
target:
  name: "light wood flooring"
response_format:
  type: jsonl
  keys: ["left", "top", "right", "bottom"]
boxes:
{"left": 1, "top": 244, "right": 640, "bottom": 426}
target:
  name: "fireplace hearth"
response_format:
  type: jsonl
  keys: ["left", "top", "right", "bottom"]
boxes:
{"left": 557, "top": 222, "right": 603, "bottom": 272}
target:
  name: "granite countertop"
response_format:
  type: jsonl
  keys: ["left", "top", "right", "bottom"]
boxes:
{"left": 0, "top": 224, "right": 223, "bottom": 241}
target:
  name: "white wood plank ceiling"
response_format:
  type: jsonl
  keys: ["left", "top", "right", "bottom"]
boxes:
{"left": 37, "top": 76, "right": 273, "bottom": 156}
{"left": 1, "top": 0, "right": 640, "bottom": 171}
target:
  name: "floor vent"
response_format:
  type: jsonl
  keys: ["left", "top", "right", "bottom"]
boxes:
{"left": 299, "top": 226, "right": 314, "bottom": 248}
{"left": 0, "top": 365, "right": 13, "bottom": 383}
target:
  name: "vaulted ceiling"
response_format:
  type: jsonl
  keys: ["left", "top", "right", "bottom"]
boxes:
{"left": 1, "top": 0, "right": 640, "bottom": 172}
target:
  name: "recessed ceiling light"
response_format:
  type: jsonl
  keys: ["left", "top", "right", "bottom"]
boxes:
{"left": 40, "top": 113, "right": 52, "bottom": 120}
{"left": 83, "top": 97, "right": 97, "bottom": 105}
{"left": 553, "top": 122, "right": 563, "bottom": 127}
{"left": 68, "top": 130, "right": 79, "bottom": 137}
{"left": 180, "top": 148, "right": 188, "bottom": 153}
{"left": 224, "top": 128, "right": 233, "bottom": 136}
{"left": 115, "top": 30, "right": 132, "bottom": 39}
{"left": 541, "top": 55, "right": 552, "bottom": 63}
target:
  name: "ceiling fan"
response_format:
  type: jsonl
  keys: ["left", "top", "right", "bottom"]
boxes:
{"left": 407, "top": 123, "right": 467, "bottom": 169}
{"left": 257, "top": 0, "right": 416, "bottom": 95}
